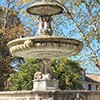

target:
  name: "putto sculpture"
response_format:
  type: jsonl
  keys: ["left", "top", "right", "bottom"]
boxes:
{"left": 7, "top": 0, "right": 83, "bottom": 90}
{"left": 38, "top": 16, "right": 53, "bottom": 36}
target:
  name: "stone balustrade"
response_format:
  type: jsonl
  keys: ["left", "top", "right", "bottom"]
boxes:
{"left": 0, "top": 90, "right": 100, "bottom": 100}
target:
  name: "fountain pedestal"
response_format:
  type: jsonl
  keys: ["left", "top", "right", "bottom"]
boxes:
{"left": 33, "top": 79, "right": 59, "bottom": 90}
{"left": 33, "top": 58, "right": 59, "bottom": 90}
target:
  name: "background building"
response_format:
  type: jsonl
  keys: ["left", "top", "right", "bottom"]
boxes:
{"left": 83, "top": 74, "right": 100, "bottom": 90}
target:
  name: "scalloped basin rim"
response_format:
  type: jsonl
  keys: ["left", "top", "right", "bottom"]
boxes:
{"left": 7, "top": 36, "right": 83, "bottom": 48}
{"left": 7, "top": 36, "right": 83, "bottom": 58}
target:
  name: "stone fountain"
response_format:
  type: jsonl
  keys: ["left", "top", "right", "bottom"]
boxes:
{"left": 7, "top": 0, "right": 83, "bottom": 91}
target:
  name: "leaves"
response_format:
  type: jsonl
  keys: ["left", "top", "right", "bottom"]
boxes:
{"left": 0, "top": 6, "right": 27, "bottom": 90}
{"left": 8, "top": 58, "right": 83, "bottom": 90}
{"left": 8, "top": 59, "right": 40, "bottom": 90}
{"left": 51, "top": 58, "right": 83, "bottom": 90}
{"left": 58, "top": 0, "right": 100, "bottom": 69}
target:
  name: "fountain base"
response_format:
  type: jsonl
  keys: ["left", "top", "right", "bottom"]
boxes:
{"left": 33, "top": 79, "right": 59, "bottom": 90}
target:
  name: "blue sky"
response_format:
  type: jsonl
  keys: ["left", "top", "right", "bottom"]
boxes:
{"left": 0, "top": 1, "right": 5, "bottom": 6}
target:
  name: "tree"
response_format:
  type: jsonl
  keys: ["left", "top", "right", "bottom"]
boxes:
{"left": 0, "top": 6, "right": 26, "bottom": 90}
{"left": 8, "top": 58, "right": 83, "bottom": 90}
{"left": 0, "top": 56, "right": 14, "bottom": 91}
{"left": 56, "top": 0, "right": 100, "bottom": 70}
{"left": 51, "top": 58, "right": 83, "bottom": 90}
{"left": 8, "top": 59, "right": 40, "bottom": 90}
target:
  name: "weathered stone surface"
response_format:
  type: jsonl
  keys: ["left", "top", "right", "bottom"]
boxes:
{"left": 7, "top": 36, "right": 83, "bottom": 59}
{"left": 0, "top": 90, "right": 100, "bottom": 100}
{"left": 26, "top": 1, "right": 63, "bottom": 16}
{"left": 33, "top": 79, "right": 59, "bottom": 90}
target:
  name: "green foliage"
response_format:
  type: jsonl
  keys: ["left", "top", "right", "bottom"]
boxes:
{"left": 0, "top": 6, "right": 26, "bottom": 90}
{"left": 51, "top": 58, "right": 83, "bottom": 90}
{"left": 8, "top": 58, "right": 83, "bottom": 90}
{"left": 0, "top": 56, "right": 14, "bottom": 91}
{"left": 8, "top": 59, "right": 39, "bottom": 90}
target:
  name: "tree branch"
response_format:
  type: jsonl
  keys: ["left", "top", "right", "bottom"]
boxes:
{"left": 56, "top": 1, "right": 100, "bottom": 68}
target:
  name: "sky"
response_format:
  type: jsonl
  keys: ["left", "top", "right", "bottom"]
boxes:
{"left": 0, "top": 1, "right": 5, "bottom": 5}
{"left": 0, "top": 0, "right": 100, "bottom": 74}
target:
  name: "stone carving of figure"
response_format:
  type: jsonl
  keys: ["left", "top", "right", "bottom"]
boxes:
{"left": 39, "top": 59, "right": 56, "bottom": 79}
{"left": 38, "top": 16, "right": 53, "bottom": 36}
{"left": 38, "top": 16, "right": 44, "bottom": 35}
{"left": 42, "top": 73, "right": 51, "bottom": 80}
{"left": 34, "top": 72, "right": 42, "bottom": 80}
{"left": 43, "top": 16, "right": 53, "bottom": 35}
{"left": 34, "top": 71, "right": 51, "bottom": 80}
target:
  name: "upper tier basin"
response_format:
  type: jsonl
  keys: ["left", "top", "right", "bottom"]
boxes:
{"left": 27, "top": 2, "right": 63, "bottom": 16}
{"left": 7, "top": 36, "right": 83, "bottom": 59}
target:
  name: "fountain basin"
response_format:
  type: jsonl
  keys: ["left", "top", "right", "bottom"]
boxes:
{"left": 27, "top": 2, "right": 63, "bottom": 16}
{"left": 7, "top": 36, "right": 83, "bottom": 59}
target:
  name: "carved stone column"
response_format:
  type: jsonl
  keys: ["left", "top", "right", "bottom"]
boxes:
{"left": 33, "top": 58, "right": 58, "bottom": 90}
{"left": 38, "top": 16, "right": 53, "bottom": 36}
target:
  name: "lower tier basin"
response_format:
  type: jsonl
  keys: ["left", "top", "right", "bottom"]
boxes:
{"left": 7, "top": 36, "right": 83, "bottom": 59}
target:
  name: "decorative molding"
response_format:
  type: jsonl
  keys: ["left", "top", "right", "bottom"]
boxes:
{"left": 7, "top": 36, "right": 83, "bottom": 59}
